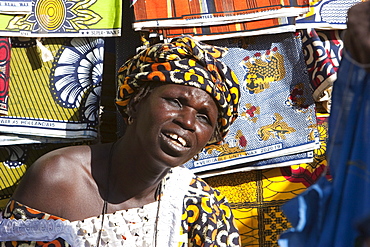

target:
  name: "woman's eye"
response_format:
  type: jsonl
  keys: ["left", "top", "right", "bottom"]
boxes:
{"left": 167, "top": 98, "right": 182, "bottom": 107}
{"left": 197, "top": 114, "right": 210, "bottom": 124}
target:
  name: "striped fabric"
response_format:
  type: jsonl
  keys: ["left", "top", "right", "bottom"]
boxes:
{"left": 132, "top": 0, "right": 309, "bottom": 38}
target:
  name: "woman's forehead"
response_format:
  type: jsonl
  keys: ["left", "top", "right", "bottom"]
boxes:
{"left": 153, "top": 84, "right": 214, "bottom": 100}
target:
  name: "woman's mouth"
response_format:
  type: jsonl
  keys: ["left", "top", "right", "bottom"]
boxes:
{"left": 166, "top": 133, "right": 188, "bottom": 147}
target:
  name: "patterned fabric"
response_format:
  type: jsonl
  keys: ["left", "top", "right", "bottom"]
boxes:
{"left": 296, "top": 0, "right": 362, "bottom": 29}
{"left": 0, "top": 168, "right": 240, "bottom": 246}
{"left": 0, "top": 37, "right": 104, "bottom": 145}
{"left": 0, "top": 0, "right": 122, "bottom": 37}
{"left": 0, "top": 37, "right": 10, "bottom": 116}
{"left": 132, "top": 0, "right": 308, "bottom": 31}
{"left": 300, "top": 29, "right": 344, "bottom": 105}
{"left": 116, "top": 35, "right": 240, "bottom": 139}
{"left": 204, "top": 113, "right": 329, "bottom": 246}
{"left": 153, "top": 17, "right": 297, "bottom": 41}
{"left": 132, "top": 0, "right": 308, "bottom": 39}
{"left": 182, "top": 177, "right": 241, "bottom": 246}
{"left": 183, "top": 32, "right": 318, "bottom": 174}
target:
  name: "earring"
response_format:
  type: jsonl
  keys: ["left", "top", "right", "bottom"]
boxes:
{"left": 127, "top": 116, "right": 134, "bottom": 125}
{"left": 193, "top": 153, "right": 199, "bottom": 161}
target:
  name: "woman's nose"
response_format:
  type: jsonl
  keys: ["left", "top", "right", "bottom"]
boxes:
{"left": 174, "top": 107, "right": 196, "bottom": 131}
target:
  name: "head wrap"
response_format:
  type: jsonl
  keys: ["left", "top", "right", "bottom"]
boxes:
{"left": 116, "top": 35, "right": 240, "bottom": 139}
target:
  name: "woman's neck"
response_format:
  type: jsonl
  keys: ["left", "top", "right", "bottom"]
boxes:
{"left": 103, "top": 139, "right": 170, "bottom": 207}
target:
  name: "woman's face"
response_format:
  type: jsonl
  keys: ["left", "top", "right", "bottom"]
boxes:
{"left": 132, "top": 84, "right": 219, "bottom": 168}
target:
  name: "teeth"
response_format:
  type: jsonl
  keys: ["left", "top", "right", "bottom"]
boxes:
{"left": 178, "top": 136, "right": 187, "bottom": 146}
{"left": 168, "top": 133, "right": 187, "bottom": 147}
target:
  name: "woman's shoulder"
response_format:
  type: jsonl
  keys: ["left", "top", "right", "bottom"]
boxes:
{"left": 11, "top": 145, "right": 92, "bottom": 216}
{"left": 19, "top": 145, "right": 90, "bottom": 186}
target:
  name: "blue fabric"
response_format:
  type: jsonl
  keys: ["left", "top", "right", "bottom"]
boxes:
{"left": 183, "top": 33, "right": 317, "bottom": 174}
{"left": 279, "top": 54, "right": 370, "bottom": 247}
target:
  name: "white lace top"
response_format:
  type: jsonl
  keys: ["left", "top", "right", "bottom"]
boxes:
{"left": 0, "top": 167, "right": 194, "bottom": 247}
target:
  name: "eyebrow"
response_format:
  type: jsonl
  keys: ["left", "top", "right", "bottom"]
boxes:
{"left": 181, "top": 95, "right": 217, "bottom": 120}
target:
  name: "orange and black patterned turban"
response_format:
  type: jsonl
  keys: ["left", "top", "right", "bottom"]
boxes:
{"left": 116, "top": 35, "right": 240, "bottom": 139}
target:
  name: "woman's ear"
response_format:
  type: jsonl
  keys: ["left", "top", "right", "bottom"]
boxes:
{"left": 126, "top": 93, "right": 148, "bottom": 120}
{"left": 126, "top": 95, "right": 143, "bottom": 119}
{"left": 126, "top": 82, "right": 156, "bottom": 119}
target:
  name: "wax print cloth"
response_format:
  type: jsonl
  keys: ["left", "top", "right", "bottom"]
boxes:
{"left": 204, "top": 113, "right": 329, "bottom": 246}
{"left": 132, "top": 0, "right": 308, "bottom": 31}
{"left": 196, "top": 150, "right": 315, "bottom": 178}
{"left": 157, "top": 17, "right": 297, "bottom": 41}
{"left": 296, "top": 0, "right": 362, "bottom": 29}
{"left": 183, "top": 32, "right": 318, "bottom": 174}
{"left": 0, "top": 0, "right": 121, "bottom": 37}
{"left": 0, "top": 0, "right": 32, "bottom": 15}
{"left": 0, "top": 37, "right": 104, "bottom": 145}
{"left": 0, "top": 37, "right": 10, "bottom": 116}
{"left": 132, "top": 0, "right": 308, "bottom": 40}
{"left": 300, "top": 28, "right": 343, "bottom": 110}
{"left": 279, "top": 53, "right": 370, "bottom": 247}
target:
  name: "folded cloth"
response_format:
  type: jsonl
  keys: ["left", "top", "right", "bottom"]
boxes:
{"left": 196, "top": 150, "right": 315, "bottom": 178}
{"left": 300, "top": 28, "right": 344, "bottom": 108}
{"left": 0, "top": 37, "right": 104, "bottom": 144}
{"left": 154, "top": 17, "right": 297, "bottom": 41}
{"left": 0, "top": 0, "right": 121, "bottom": 37}
{"left": 0, "top": 37, "right": 10, "bottom": 116}
{"left": 296, "top": 0, "right": 362, "bottom": 29}
{"left": 184, "top": 32, "right": 318, "bottom": 174}
{"left": 132, "top": 0, "right": 308, "bottom": 31}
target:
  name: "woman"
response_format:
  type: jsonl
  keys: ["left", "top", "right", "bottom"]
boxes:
{"left": 0, "top": 36, "right": 241, "bottom": 246}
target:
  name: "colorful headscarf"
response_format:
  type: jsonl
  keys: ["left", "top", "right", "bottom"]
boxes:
{"left": 116, "top": 35, "right": 240, "bottom": 139}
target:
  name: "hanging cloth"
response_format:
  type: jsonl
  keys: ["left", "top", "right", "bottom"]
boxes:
{"left": 0, "top": 37, "right": 10, "bottom": 116}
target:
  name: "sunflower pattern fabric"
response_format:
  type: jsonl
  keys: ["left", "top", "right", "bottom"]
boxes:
{"left": 116, "top": 35, "right": 240, "bottom": 139}
{"left": 0, "top": 0, "right": 121, "bottom": 37}
{"left": 0, "top": 37, "right": 10, "bottom": 116}
{"left": 0, "top": 37, "right": 104, "bottom": 145}
{"left": 184, "top": 32, "right": 318, "bottom": 174}
{"left": 0, "top": 168, "right": 240, "bottom": 247}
